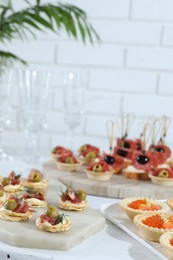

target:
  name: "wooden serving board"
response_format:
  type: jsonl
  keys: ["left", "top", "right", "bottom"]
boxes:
{"left": 43, "top": 161, "right": 173, "bottom": 200}
{"left": 0, "top": 179, "right": 105, "bottom": 250}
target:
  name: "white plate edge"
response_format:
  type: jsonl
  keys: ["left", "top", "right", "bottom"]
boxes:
{"left": 100, "top": 202, "right": 167, "bottom": 260}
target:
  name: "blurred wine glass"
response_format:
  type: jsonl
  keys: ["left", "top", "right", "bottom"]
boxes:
{"left": 0, "top": 69, "right": 13, "bottom": 160}
{"left": 18, "top": 69, "right": 51, "bottom": 163}
{"left": 62, "top": 71, "right": 88, "bottom": 151}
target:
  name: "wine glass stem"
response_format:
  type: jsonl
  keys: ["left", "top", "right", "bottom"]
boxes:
{"left": 0, "top": 128, "right": 4, "bottom": 154}
{"left": 26, "top": 132, "right": 40, "bottom": 158}
{"left": 68, "top": 128, "right": 75, "bottom": 152}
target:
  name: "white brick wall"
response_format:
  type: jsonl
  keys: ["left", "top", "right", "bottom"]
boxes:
{"left": 2, "top": 0, "right": 173, "bottom": 155}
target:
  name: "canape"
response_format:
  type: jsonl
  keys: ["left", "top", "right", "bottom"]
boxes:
{"left": 55, "top": 155, "right": 81, "bottom": 172}
{"left": 58, "top": 187, "right": 87, "bottom": 211}
{"left": 85, "top": 161, "right": 113, "bottom": 181}
{"left": 22, "top": 169, "right": 48, "bottom": 189}
{"left": 19, "top": 188, "right": 47, "bottom": 207}
{"left": 103, "top": 153, "right": 124, "bottom": 174}
{"left": 120, "top": 197, "right": 170, "bottom": 220}
{"left": 149, "top": 164, "right": 173, "bottom": 186}
{"left": 160, "top": 232, "right": 173, "bottom": 259}
{"left": 0, "top": 196, "right": 34, "bottom": 221}
{"left": 51, "top": 146, "right": 73, "bottom": 160}
{"left": 36, "top": 205, "right": 71, "bottom": 232}
{"left": 134, "top": 213, "right": 173, "bottom": 242}
{"left": 78, "top": 144, "right": 100, "bottom": 165}
{"left": 1, "top": 171, "right": 22, "bottom": 193}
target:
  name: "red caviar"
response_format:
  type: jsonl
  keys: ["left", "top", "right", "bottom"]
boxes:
{"left": 142, "top": 215, "right": 164, "bottom": 228}
{"left": 128, "top": 199, "right": 147, "bottom": 209}
{"left": 170, "top": 238, "right": 173, "bottom": 246}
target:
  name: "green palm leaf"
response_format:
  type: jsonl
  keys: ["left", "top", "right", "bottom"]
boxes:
{"left": 0, "top": 0, "right": 100, "bottom": 73}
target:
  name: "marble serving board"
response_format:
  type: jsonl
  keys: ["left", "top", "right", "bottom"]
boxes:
{"left": 0, "top": 179, "right": 105, "bottom": 250}
{"left": 43, "top": 161, "right": 173, "bottom": 200}
{"left": 100, "top": 203, "right": 168, "bottom": 260}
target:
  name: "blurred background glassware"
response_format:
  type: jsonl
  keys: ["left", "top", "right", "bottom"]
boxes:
{"left": 18, "top": 69, "right": 51, "bottom": 164}
{"left": 0, "top": 69, "right": 13, "bottom": 160}
{"left": 62, "top": 71, "right": 88, "bottom": 152}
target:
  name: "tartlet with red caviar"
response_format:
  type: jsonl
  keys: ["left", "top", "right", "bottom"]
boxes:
{"left": 85, "top": 161, "right": 113, "bottom": 181}
{"left": 120, "top": 197, "right": 169, "bottom": 220}
{"left": 55, "top": 154, "right": 81, "bottom": 172}
{"left": 149, "top": 164, "right": 173, "bottom": 186}
{"left": 0, "top": 196, "right": 34, "bottom": 221}
{"left": 36, "top": 205, "right": 71, "bottom": 233}
{"left": 134, "top": 213, "right": 173, "bottom": 242}
{"left": 78, "top": 144, "right": 100, "bottom": 165}
{"left": 22, "top": 169, "right": 48, "bottom": 189}
{"left": 1, "top": 171, "right": 22, "bottom": 193}
{"left": 51, "top": 146, "right": 73, "bottom": 160}
{"left": 160, "top": 232, "right": 173, "bottom": 259}
{"left": 58, "top": 187, "right": 87, "bottom": 211}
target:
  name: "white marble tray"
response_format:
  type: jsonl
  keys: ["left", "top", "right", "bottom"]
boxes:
{"left": 0, "top": 180, "right": 105, "bottom": 250}
{"left": 100, "top": 202, "right": 168, "bottom": 260}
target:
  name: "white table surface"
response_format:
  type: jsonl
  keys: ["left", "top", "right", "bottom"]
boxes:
{"left": 0, "top": 159, "right": 161, "bottom": 260}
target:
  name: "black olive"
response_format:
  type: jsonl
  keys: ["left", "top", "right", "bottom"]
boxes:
{"left": 117, "top": 149, "right": 128, "bottom": 158}
{"left": 104, "top": 155, "right": 115, "bottom": 165}
{"left": 155, "top": 147, "right": 164, "bottom": 153}
{"left": 124, "top": 142, "right": 130, "bottom": 149}
{"left": 136, "top": 155, "right": 149, "bottom": 165}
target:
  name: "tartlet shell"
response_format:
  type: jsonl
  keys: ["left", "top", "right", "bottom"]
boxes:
{"left": 36, "top": 217, "right": 71, "bottom": 232}
{"left": 85, "top": 170, "right": 113, "bottom": 181}
{"left": 149, "top": 174, "right": 173, "bottom": 186}
{"left": 134, "top": 212, "right": 173, "bottom": 242}
{"left": 160, "top": 232, "right": 173, "bottom": 259}
{"left": 55, "top": 161, "right": 81, "bottom": 172}
{"left": 58, "top": 197, "right": 87, "bottom": 211}
{"left": 120, "top": 197, "right": 170, "bottom": 220}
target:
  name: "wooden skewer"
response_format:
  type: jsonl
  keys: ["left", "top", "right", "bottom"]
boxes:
{"left": 106, "top": 120, "right": 115, "bottom": 154}
{"left": 142, "top": 122, "right": 152, "bottom": 153}
{"left": 160, "top": 115, "right": 172, "bottom": 145}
